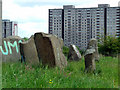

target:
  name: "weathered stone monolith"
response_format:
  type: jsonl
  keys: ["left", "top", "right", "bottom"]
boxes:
{"left": 2, "top": 36, "right": 23, "bottom": 62}
{"left": 84, "top": 49, "right": 96, "bottom": 72}
{"left": 19, "top": 35, "right": 39, "bottom": 65}
{"left": 68, "top": 44, "right": 81, "bottom": 61}
{"left": 87, "top": 38, "right": 99, "bottom": 61}
{"left": 84, "top": 38, "right": 99, "bottom": 72}
{"left": 34, "top": 32, "right": 67, "bottom": 68}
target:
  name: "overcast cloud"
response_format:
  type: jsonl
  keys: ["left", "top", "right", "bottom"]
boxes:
{"left": 2, "top": 0, "right": 120, "bottom": 38}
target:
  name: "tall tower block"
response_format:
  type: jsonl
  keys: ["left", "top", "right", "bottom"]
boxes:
{"left": 118, "top": 1, "right": 120, "bottom": 7}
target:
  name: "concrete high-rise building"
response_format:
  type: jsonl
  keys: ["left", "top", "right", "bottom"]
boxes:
{"left": 2, "top": 19, "right": 18, "bottom": 38}
{"left": 118, "top": 1, "right": 120, "bottom": 7}
{"left": 49, "top": 9, "right": 63, "bottom": 39}
{"left": 49, "top": 4, "right": 120, "bottom": 50}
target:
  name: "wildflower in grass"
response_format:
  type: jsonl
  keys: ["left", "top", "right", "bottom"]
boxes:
{"left": 68, "top": 72, "right": 72, "bottom": 76}
{"left": 49, "top": 79, "right": 53, "bottom": 84}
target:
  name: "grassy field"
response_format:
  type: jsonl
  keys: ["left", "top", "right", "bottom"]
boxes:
{"left": 2, "top": 56, "right": 118, "bottom": 88}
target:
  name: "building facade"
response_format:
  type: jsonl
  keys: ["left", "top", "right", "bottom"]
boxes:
{"left": 49, "top": 4, "right": 120, "bottom": 50}
{"left": 2, "top": 19, "right": 18, "bottom": 38}
{"left": 118, "top": 1, "right": 120, "bottom": 7}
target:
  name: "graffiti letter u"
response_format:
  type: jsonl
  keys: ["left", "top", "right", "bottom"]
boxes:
{"left": 0, "top": 41, "right": 8, "bottom": 55}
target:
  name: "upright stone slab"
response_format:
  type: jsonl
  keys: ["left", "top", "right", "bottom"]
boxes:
{"left": 57, "top": 36, "right": 64, "bottom": 48}
{"left": 68, "top": 44, "right": 81, "bottom": 61}
{"left": 87, "top": 38, "right": 99, "bottom": 61}
{"left": 84, "top": 49, "right": 96, "bottom": 72}
{"left": 19, "top": 35, "right": 39, "bottom": 65}
{"left": 84, "top": 38, "right": 99, "bottom": 72}
{"left": 34, "top": 32, "right": 67, "bottom": 68}
{"left": 2, "top": 36, "right": 23, "bottom": 62}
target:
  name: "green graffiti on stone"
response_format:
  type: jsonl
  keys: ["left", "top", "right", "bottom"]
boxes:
{"left": 8, "top": 41, "right": 18, "bottom": 54}
{"left": 0, "top": 41, "right": 8, "bottom": 55}
{"left": 0, "top": 40, "right": 22, "bottom": 55}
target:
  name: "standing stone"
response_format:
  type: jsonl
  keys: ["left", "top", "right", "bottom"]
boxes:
{"left": 57, "top": 36, "right": 64, "bottom": 48}
{"left": 84, "top": 38, "right": 99, "bottom": 72}
{"left": 84, "top": 49, "right": 96, "bottom": 72}
{"left": 19, "top": 35, "right": 39, "bottom": 65}
{"left": 2, "top": 36, "right": 23, "bottom": 62}
{"left": 87, "top": 38, "right": 99, "bottom": 61}
{"left": 34, "top": 32, "right": 67, "bottom": 68}
{"left": 68, "top": 44, "right": 81, "bottom": 61}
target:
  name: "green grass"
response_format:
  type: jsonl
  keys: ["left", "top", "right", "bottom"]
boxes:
{"left": 2, "top": 56, "right": 118, "bottom": 88}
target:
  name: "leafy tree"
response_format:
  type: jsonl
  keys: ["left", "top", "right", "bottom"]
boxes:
{"left": 98, "top": 36, "right": 120, "bottom": 56}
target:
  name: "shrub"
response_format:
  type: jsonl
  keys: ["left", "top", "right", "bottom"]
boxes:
{"left": 98, "top": 36, "right": 120, "bottom": 56}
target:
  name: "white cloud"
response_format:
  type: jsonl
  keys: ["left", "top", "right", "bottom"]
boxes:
{"left": 96, "top": 0, "right": 120, "bottom": 7}
{"left": 3, "top": 0, "right": 58, "bottom": 21}
{"left": 3, "top": 0, "right": 60, "bottom": 38}
{"left": 18, "top": 22, "right": 47, "bottom": 38}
